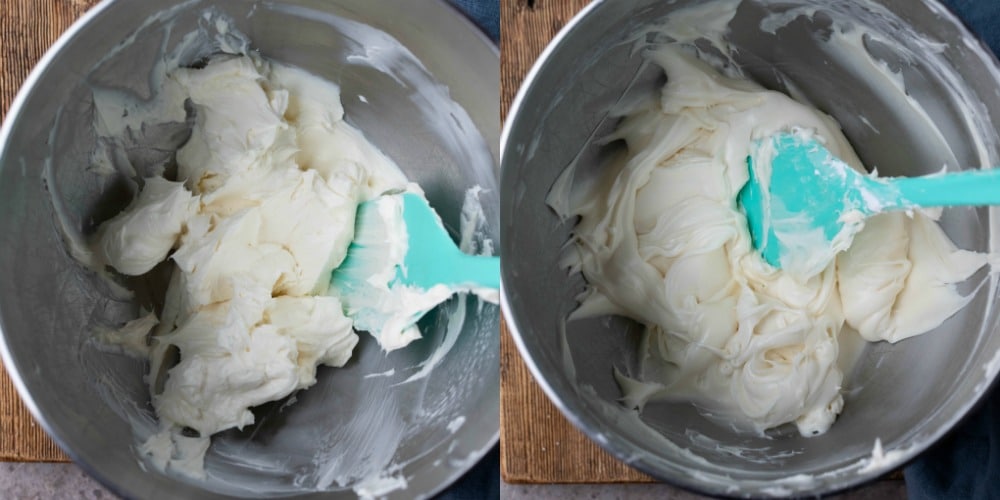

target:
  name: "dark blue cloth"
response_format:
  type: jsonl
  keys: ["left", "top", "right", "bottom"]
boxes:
{"left": 449, "top": 0, "right": 500, "bottom": 43}
{"left": 435, "top": 2, "right": 498, "bottom": 499}
{"left": 907, "top": 391, "right": 1000, "bottom": 499}
{"left": 942, "top": 0, "right": 1000, "bottom": 57}
{"left": 435, "top": 446, "right": 501, "bottom": 500}
{"left": 905, "top": 2, "right": 1000, "bottom": 499}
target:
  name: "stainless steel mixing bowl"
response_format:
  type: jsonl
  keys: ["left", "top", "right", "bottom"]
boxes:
{"left": 0, "top": 0, "right": 498, "bottom": 498}
{"left": 501, "top": 0, "right": 1000, "bottom": 496}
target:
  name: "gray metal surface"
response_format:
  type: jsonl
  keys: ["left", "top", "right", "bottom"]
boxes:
{"left": 500, "top": 0, "right": 1000, "bottom": 496}
{"left": 0, "top": 0, "right": 498, "bottom": 498}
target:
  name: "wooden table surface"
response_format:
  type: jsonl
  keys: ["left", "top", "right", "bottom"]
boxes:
{"left": 499, "top": 0, "right": 652, "bottom": 484}
{"left": 0, "top": 0, "right": 103, "bottom": 463}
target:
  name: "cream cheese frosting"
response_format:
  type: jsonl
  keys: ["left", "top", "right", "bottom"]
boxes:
{"left": 549, "top": 47, "right": 987, "bottom": 437}
{"left": 92, "top": 54, "right": 420, "bottom": 474}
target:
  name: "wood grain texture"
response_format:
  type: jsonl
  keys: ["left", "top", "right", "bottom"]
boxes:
{"left": 499, "top": 0, "right": 654, "bottom": 483}
{"left": 0, "top": 0, "right": 102, "bottom": 463}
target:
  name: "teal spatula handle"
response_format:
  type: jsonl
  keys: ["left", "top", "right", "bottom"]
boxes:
{"left": 403, "top": 247, "right": 500, "bottom": 290}
{"left": 449, "top": 253, "right": 501, "bottom": 289}
{"left": 884, "top": 167, "right": 1000, "bottom": 209}
{"left": 399, "top": 193, "right": 501, "bottom": 290}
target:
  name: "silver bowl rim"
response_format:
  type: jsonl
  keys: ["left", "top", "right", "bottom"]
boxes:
{"left": 0, "top": 0, "right": 499, "bottom": 498}
{"left": 499, "top": 0, "right": 1000, "bottom": 496}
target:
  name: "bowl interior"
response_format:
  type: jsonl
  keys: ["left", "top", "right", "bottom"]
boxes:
{"left": 501, "top": 0, "right": 1000, "bottom": 495}
{"left": 0, "top": 0, "right": 498, "bottom": 498}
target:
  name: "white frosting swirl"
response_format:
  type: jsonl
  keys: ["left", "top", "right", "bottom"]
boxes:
{"left": 550, "top": 48, "right": 986, "bottom": 436}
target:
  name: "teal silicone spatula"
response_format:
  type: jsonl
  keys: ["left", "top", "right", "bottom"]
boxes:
{"left": 330, "top": 192, "right": 499, "bottom": 349}
{"left": 737, "top": 132, "right": 1000, "bottom": 275}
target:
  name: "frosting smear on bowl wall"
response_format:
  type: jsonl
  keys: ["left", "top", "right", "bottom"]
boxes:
{"left": 548, "top": 0, "right": 991, "bottom": 438}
